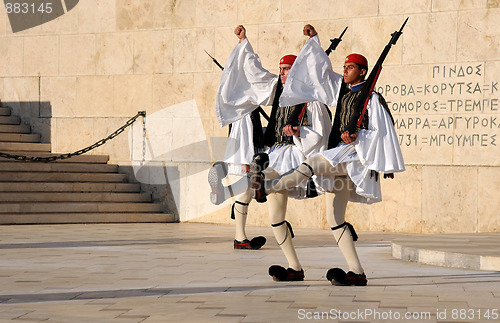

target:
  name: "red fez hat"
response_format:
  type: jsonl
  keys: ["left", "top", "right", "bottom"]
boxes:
{"left": 345, "top": 53, "right": 368, "bottom": 69}
{"left": 280, "top": 55, "right": 297, "bottom": 65}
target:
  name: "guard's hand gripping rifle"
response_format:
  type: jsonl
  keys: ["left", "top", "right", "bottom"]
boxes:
{"left": 344, "top": 18, "right": 408, "bottom": 135}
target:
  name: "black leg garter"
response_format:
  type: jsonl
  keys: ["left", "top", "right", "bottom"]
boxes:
{"left": 231, "top": 201, "right": 249, "bottom": 220}
{"left": 271, "top": 220, "right": 295, "bottom": 245}
{"left": 331, "top": 222, "right": 358, "bottom": 243}
{"left": 299, "top": 162, "right": 314, "bottom": 177}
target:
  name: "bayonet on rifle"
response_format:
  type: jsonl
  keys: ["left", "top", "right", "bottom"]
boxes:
{"left": 325, "top": 26, "right": 348, "bottom": 56}
{"left": 390, "top": 17, "right": 408, "bottom": 45}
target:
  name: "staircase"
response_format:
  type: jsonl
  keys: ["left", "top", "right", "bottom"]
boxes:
{"left": 0, "top": 105, "right": 175, "bottom": 224}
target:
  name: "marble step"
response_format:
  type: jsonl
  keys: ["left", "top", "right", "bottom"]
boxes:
{"left": 0, "top": 172, "right": 129, "bottom": 182}
{"left": 0, "top": 182, "right": 141, "bottom": 192}
{"left": 0, "top": 142, "right": 52, "bottom": 152}
{"left": 0, "top": 133, "right": 41, "bottom": 142}
{"left": 0, "top": 192, "right": 152, "bottom": 202}
{"left": 0, "top": 153, "right": 109, "bottom": 163}
{"left": 0, "top": 202, "right": 164, "bottom": 213}
{"left": 0, "top": 212, "right": 175, "bottom": 224}
{"left": 0, "top": 124, "right": 31, "bottom": 134}
{"left": 0, "top": 115, "right": 20, "bottom": 125}
{"left": 0, "top": 107, "right": 11, "bottom": 116}
{"left": 0, "top": 161, "right": 118, "bottom": 173}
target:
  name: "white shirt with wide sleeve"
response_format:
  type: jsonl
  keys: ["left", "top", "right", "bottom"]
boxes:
{"left": 321, "top": 92, "right": 406, "bottom": 203}
{"left": 280, "top": 35, "right": 343, "bottom": 107}
{"left": 216, "top": 38, "right": 278, "bottom": 127}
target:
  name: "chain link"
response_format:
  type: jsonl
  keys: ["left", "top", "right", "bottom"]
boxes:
{"left": 0, "top": 111, "right": 146, "bottom": 162}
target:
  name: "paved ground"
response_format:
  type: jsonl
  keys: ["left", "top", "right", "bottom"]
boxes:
{"left": 0, "top": 223, "right": 498, "bottom": 322}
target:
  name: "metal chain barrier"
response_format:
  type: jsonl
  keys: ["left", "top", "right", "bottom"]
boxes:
{"left": 0, "top": 111, "right": 146, "bottom": 162}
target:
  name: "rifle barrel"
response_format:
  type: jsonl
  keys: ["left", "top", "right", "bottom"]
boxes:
{"left": 390, "top": 17, "right": 409, "bottom": 45}
{"left": 338, "top": 26, "right": 348, "bottom": 39}
{"left": 399, "top": 17, "right": 409, "bottom": 33}
{"left": 204, "top": 50, "right": 224, "bottom": 70}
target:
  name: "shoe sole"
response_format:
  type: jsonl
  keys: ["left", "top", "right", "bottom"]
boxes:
{"left": 329, "top": 278, "right": 367, "bottom": 286}
{"left": 234, "top": 244, "right": 252, "bottom": 249}
{"left": 234, "top": 236, "right": 266, "bottom": 250}
{"left": 208, "top": 162, "right": 228, "bottom": 205}
{"left": 331, "top": 281, "right": 367, "bottom": 286}
{"left": 273, "top": 276, "right": 304, "bottom": 282}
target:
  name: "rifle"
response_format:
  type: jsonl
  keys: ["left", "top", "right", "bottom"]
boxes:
{"left": 323, "top": 27, "right": 350, "bottom": 148}
{"left": 205, "top": 50, "right": 270, "bottom": 122}
{"left": 204, "top": 50, "right": 224, "bottom": 70}
{"left": 344, "top": 17, "right": 408, "bottom": 135}
{"left": 325, "top": 26, "right": 348, "bottom": 56}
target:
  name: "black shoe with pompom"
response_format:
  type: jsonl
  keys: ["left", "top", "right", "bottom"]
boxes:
{"left": 269, "top": 265, "right": 304, "bottom": 281}
{"left": 326, "top": 268, "right": 367, "bottom": 286}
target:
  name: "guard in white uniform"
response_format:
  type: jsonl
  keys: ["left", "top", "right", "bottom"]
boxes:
{"left": 209, "top": 25, "right": 270, "bottom": 250}
{"left": 250, "top": 25, "right": 405, "bottom": 285}
{"left": 208, "top": 25, "right": 332, "bottom": 264}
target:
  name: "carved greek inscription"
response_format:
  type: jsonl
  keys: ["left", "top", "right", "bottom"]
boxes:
{"left": 377, "top": 63, "right": 499, "bottom": 151}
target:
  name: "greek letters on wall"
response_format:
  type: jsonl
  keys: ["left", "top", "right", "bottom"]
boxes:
{"left": 378, "top": 63, "right": 499, "bottom": 165}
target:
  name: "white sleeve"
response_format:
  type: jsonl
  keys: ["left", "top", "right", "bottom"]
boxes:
{"left": 280, "top": 35, "right": 343, "bottom": 107}
{"left": 216, "top": 38, "right": 278, "bottom": 127}
{"left": 354, "top": 93, "right": 406, "bottom": 173}
{"left": 292, "top": 101, "right": 332, "bottom": 158}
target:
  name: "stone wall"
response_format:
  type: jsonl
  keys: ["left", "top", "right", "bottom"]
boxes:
{"left": 0, "top": 0, "right": 498, "bottom": 232}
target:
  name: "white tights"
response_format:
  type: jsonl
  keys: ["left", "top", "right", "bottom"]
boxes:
{"left": 263, "top": 154, "right": 364, "bottom": 274}
{"left": 233, "top": 189, "right": 251, "bottom": 242}
{"left": 220, "top": 155, "right": 364, "bottom": 274}
{"left": 264, "top": 168, "right": 302, "bottom": 271}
